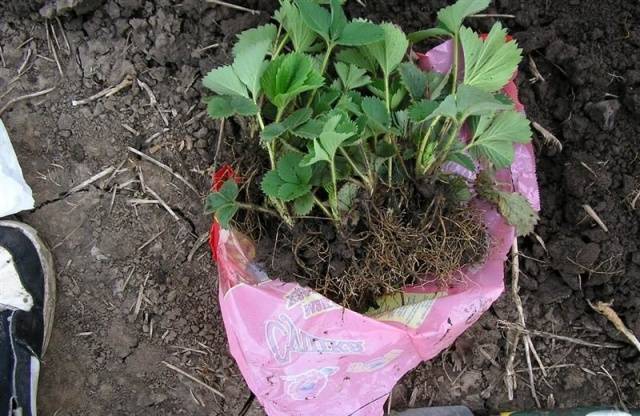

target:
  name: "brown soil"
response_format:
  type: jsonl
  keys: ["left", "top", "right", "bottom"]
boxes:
{"left": 1, "top": 0, "right": 638, "bottom": 415}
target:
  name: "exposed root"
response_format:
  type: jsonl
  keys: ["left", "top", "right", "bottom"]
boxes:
{"left": 294, "top": 204, "right": 489, "bottom": 310}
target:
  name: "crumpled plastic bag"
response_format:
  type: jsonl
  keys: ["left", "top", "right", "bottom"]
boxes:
{"left": 0, "top": 119, "right": 34, "bottom": 217}
{"left": 210, "top": 40, "right": 540, "bottom": 416}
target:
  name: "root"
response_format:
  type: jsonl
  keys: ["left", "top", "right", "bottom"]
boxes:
{"left": 298, "top": 203, "right": 489, "bottom": 311}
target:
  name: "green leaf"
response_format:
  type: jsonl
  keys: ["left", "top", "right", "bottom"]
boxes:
{"left": 293, "top": 193, "right": 314, "bottom": 216}
{"left": 337, "top": 21, "right": 385, "bottom": 46}
{"left": 394, "top": 110, "right": 409, "bottom": 135}
{"left": 301, "top": 115, "right": 354, "bottom": 166}
{"left": 467, "top": 111, "right": 532, "bottom": 168}
{"left": 398, "top": 62, "right": 428, "bottom": 100}
{"left": 374, "top": 140, "right": 396, "bottom": 158}
{"left": 296, "top": 0, "right": 331, "bottom": 41}
{"left": 202, "top": 66, "right": 248, "bottom": 98}
{"left": 293, "top": 119, "right": 324, "bottom": 139}
{"left": 437, "top": 0, "right": 490, "bottom": 34}
{"left": 261, "top": 122, "right": 287, "bottom": 143}
{"left": 361, "top": 96, "right": 390, "bottom": 132}
{"left": 497, "top": 191, "right": 539, "bottom": 236}
{"left": 456, "top": 84, "right": 513, "bottom": 118}
{"left": 445, "top": 175, "right": 472, "bottom": 203}
{"left": 206, "top": 95, "right": 258, "bottom": 119}
{"left": 337, "top": 182, "right": 359, "bottom": 213}
{"left": 335, "top": 62, "right": 371, "bottom": 91}
{"left": 429, "top": 95, "right": 457, "bottom": 120}
{"left": 276, "top": 0, "right": 318, "bottom": 53}
{"left": 408, "top": 27, "right": 451, "bottom": 43}
{"left": 336, "top": 48, "right": 378, "bottom": 74}
{"left": 204, "top": 180, "right": 239, "bottom": 229}
{"left": 329, "top": 0, "right": 348, "bottom": 40}
{"left": 261, "top": 152, "right": 312, "bottom": 202}
{"left": 460, "top": 23, "right": 522, "bottom": 92}
{"left": 232, "top": 24, "right": 277, "bottom": 98}
{"left": 261, "top": 109, "right": 312, "bottom": 142}
{"left": 448, "top": 151, "right": 476, "bottom": 172}
{"left": 261, "top": 53, "right": 324, "bottom": 109}
{"left": 408, "top": 99, "right": 439, "bottom": 123}
{"left": 282, "top": 108, "right": 313, "bottom": 130}
{"left": 426, "top": 71, "right": 448, "bottom": 99}
{"left": 365, "top": 22, "right": 408, "bottom": 75}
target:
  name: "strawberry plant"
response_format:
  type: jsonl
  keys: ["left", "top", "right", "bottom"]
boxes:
{"left": 203, "top": 0, "right": 538, "bottom": 239}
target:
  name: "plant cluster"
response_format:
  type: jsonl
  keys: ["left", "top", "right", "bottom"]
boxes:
{"left": 204, "top": 0, "right": 538, "bottom": 236}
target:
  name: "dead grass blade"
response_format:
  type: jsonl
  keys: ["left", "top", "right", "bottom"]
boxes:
{"left": 588, "top": 301, "right": 640, "bottom": 353}
{"left": 161, "top": 361, "right": 225, "bottom": 399}
{"left": 0, "top": 85, "right": 57, "bottom": 116}
{"left": 127, "top": 146, "right": 200, "bottom": 196}
{"left": 72, "top": 74, "right": 134, "bottom": 106}
{"left": 582, "top": 204, "right": 609, "bottom": 232}
{"left": 532, "top": 121, "right": 562, "bottom": 151}
{"left": 206, "top": 0, "right": 260, "bottom": 14}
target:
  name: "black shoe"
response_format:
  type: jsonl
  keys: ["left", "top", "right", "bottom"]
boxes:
{"left": 0, "top": 221, "right": 55, "bottom": 416}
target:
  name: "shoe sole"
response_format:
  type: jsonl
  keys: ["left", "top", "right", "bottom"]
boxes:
{"left": 0, "top": 220, "right": 56, "bottom": 356}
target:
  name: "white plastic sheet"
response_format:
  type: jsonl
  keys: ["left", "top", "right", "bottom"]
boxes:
{"left": 0, "top": 119, "right": 34, "bottom": 217}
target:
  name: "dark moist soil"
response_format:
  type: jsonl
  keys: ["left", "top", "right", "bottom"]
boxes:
{"left": 1, "top": 0, "right": 639, "bottom": 414}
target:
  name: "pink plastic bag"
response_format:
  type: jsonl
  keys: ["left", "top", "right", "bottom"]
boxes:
{"left": 211, "top": 41, "right": 539, "bottom": 416}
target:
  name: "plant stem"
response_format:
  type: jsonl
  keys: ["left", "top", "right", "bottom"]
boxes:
{"left": 329, "top": 161, "right": 339, "bottom": 218}
{"left": 273, "top": 34, "right": 289, "bottom": 59}
{"left": 384, "top": 72, "right": 391, "bottom": 113}
{"left": 339, "top": 147, "right": 373, "bottom": 193}
{"left": 451, "top": 33, "right": 460, "bottom": 94}
{"left": 359, "top": 142, "right": 375, "bottom": 191}
{"left": 415, "top": 116, "right": 441, "bottom": 175}
{"left": 312, "top": 194, "right": 336, "bottom": 221}
{"left": 237, "top": 202, "right": 279, "bottom": 218}
{"left": 306, "top": 42, "right": 334, "bottom": 107}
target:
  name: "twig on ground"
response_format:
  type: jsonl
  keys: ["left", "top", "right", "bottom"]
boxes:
{"left": 103, "top": 158, "right": 128, "bottom": 188}
{"left": 588, "top": 300, "right": 640, "bottom": 353}
{"left": 127, "top": 198, "right": 160, "bottom": 205}
{"left": 127, "top": 146, "right": 200, "bottom": 196}
{"left": 71, "top": 74, "right": 134, "bottom": 106}
{"left": 66, "top": 166, "right": 115, "bottom": 194}
{"left": 187, "top": 232, "right": 209, "bottom": 262}
{"left": 206, "top": 0, "right": 260, "bottom": 15}
{"left": 137, "top": 78, "right": 169, "bottom": 126}
{"left": 161, "top": 361, "right": 225, "bottom": 399}
{"left": 17, "top": 46, "right": 33, "bottom": 75}
{"left": 55, "top": 17, "right": 71, "bottom": 55}
{"left": 497, "top": 320, "right": 624, "bottom": 349}
{"left": 50, "top": 20, "right": 62, "bottom": 51}
{"left": 185, "top": 110, "right": 206, "bottom": 126}
{"left": 212, "top": 118, "right": 225, "bottom": 172}
{"left": 582, "top": 204, "right": 609, "bottom": 232}
{"left": 528, "top": 55, "right": 546, "bottom": 83}
{"left": 532, "top": 121, "right": 562, "bottom": 152}
{"left": 121, "top": 266, "right": 136, "bottom": 294}
{"left": 137, "top": 229, "right": 166, "bottom": 251}
{"left": 0, "top": 85, "right": 17, "bottom": 102}
{"left": 598, "top": 365, "right": 628, "bottom": 411}
{"left": 46, "top": 21, "right": 63, "bottom": 77}
{"left": 0, "top": 45, "right": 5, "bottom": 67}
{"left": 470, "top": 13, "right": 516, "bottom": 18}
{"left": 505, "top": 238, "right": 541, "bottom": 407}
{"left": 144, "top": 186, "right": 180, "bottom": 222}
{"left": 194, "top": 43, "right": 220, "bottom": 53}
{"left": 143, "top": 128, "right": 169, "bottom": 145}
{"left": 133, "top": 273, "right": 150, "bottom": 318}
{"left": 109, "top": 185, "right": 118, "bottom": 215}
{"left": 121, "top": 123, "right": 140, "bottom": 136}
{"left": 0, "top": 85, "right": 57, "bottom": 116}
{"left": 630, "top": 190, "right": 640, "bottom": 210}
